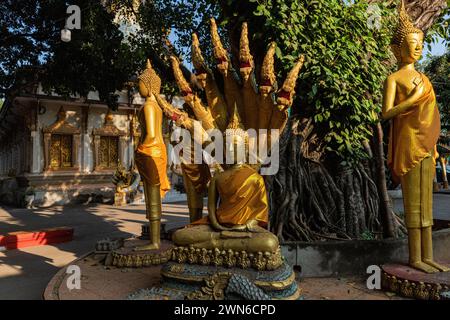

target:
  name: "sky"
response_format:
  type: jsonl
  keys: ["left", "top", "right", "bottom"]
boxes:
{"left": 424, "top": 40, "right": 448, "bottom": 57}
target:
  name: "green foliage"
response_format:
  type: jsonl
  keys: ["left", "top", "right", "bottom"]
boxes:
{"left": 423, "top": 49, "right": 450, "bottom": 130}
{"left": 246, "top": 0, "right": 396, "bottom": 161}
{"left": 425, "top": 5, "right": 449, "bottom": 51}
{"left": 0, "top": 0, "right": 173, "bottom": 108}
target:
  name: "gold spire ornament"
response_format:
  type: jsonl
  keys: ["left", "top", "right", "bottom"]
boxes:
{"left": 225, "top": 104, "right": 249, "bottom": 142}
{"left": 138, "top": 59, "right": 161, "bottom": 96}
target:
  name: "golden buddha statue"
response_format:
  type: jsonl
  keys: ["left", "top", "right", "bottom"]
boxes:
{"left": 134, "top": 59, "right": 170, "bottom": 251}
{"left": 178, "top": 103, "right": 211, "bottom": 223}
{"left": 382, "top": 1, "right": 449, "bottom": 273}
{"left": 151, "top": 19, "right": 304, "bottom": 264}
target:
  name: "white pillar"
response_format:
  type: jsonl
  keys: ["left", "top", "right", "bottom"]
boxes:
{"left": 30, "top": 131, "right": 41, "bottom": 173}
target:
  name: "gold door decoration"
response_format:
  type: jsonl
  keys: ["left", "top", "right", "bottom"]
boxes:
{"left": 43, "top": 107, "right": 81, "bottom": 171}
{"left": 92, "top": 111, "right": 127, "bottom": 171}
{"left": 99, "top": 136, "right": 119, "bottom": 168}
{"left": 50, "top": 134, "right": 73, "bottom": 168}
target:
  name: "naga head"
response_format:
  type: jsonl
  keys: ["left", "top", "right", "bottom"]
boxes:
{"left": 210, "top": 18, "right": 229, "bottom": 76}
{"left": 170, "top": 56, "right": 194, "bottom": 103}
{"left": 239, "top": 22, "right": 254, "bottom": 82}
{"left": 192, "top": 33, "right": 208, "bottom": 89}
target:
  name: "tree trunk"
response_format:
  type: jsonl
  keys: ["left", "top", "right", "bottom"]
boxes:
{"left": 367, "top": 0, "right": 447, "bottom": 32}
{"left": 373, "top": 123, "right": 396, "bottom": 238}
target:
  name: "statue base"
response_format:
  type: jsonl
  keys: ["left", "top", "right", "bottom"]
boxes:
{"left": 127, "top": 260, "right": 301, "bottom": 300}
{"left": 106, "top": 238, "right": 173, "bottom": 268}
{"left": 381, "top": 262, "right": 450, "bottom": 300}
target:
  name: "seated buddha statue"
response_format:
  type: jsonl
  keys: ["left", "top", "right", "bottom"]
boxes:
{"left": 150, "top": 18, "right": 304, "bottom": 265}
{"left": 171, "top": 108, "right": 279, "bottom": 254}
{"left": 382, "top": 2, "right": 449, "bottom": 273}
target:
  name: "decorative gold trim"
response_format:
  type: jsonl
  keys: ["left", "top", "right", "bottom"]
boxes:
{"left": 111, "top": 248, "right": 173, "bottom": 268}
{"left": 186, "top": 272, "right": 231, "bottom": 300}
{"left": 170, "top": 246, "right": 283, "bottom": 271}
{"left": 381, "top": 271, "right": 449, "bottom": 300}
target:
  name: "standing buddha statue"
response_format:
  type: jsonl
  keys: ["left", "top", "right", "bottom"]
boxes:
{"left": 382, "top": 1, "right": 449, "bottom": 273}
{"left": 134, "top": 59, "right": 170, "bottom": 251}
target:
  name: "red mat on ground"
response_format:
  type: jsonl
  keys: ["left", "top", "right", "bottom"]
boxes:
{"left": 0, "top": 227, "right": 74, "bottom": 250}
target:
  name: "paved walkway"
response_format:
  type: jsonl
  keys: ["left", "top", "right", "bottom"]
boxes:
{"left": 0, "top": 202, "right": 190, "bottom": 299}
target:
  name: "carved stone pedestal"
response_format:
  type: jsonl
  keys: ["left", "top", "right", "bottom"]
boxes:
{"left": 127, "top": 257, "right": 301, "bottom": 300}
{"left": 107, "top": 238, "right": 173, "bottom": 268}
{"left": 381, "top": 262, "right": 450, "bottom": 300}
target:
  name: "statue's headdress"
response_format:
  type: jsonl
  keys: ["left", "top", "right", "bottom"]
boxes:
{"left": 391, "top": 0, "right": 423, "bottom": 48}
{"left": 138, "top": 59, "right": 161, "bottom": 95}
{"left": 225, "top": 104, "right": 248, "bottom": 142}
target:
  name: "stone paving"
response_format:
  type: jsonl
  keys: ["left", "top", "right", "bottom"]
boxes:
{"left": 0, "top": 193, "right": 449, "bottom": 300}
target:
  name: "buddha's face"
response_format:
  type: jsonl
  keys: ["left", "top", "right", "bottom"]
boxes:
{"left": 399, "top": 32, "right": 424, "bottom": 64}
{"left": 224, "top": 133, "right": 247, "bottom": 165}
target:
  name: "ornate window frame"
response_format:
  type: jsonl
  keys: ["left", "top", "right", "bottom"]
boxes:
{"left": 42, "top": 107, "right": 81, "bottom": 171}
{"left": 92, "top": 112, "right": 127, "bottom": 171}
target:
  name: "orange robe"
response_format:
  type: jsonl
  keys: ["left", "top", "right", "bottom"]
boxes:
{"left": 387, "top": 75, "right": 440, "bottom": 181}
{"left": 135, "top": 143, "right": 170, "bottom": 198}
{"left": 194, "top": 165, "right": 269, "bottom": 226}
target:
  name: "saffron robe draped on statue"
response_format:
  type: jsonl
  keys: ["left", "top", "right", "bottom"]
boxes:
{"left": 135, "top": 143, "right": 170, "bottom": 198}
{"left": 387, "top": 74, "right": 440, "bottom": 229}
{"left": 387, "top": 74, "right": 440, "bottom": 180}
{"left": 193, "top": 165, "right": 269, "bottom": 226}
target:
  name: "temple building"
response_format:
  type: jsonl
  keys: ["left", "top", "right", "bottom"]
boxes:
{"left": 0, "top": 82, "right": 183, "bottom": 207}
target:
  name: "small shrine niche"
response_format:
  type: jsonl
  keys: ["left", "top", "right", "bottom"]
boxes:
{"left": 93, "top": 111, "right": 127, "bottom": 171}
{"left": 43, "top": 107, "right": 81, "bottom": 171}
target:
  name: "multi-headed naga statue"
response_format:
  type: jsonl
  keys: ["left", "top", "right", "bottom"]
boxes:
{"left": 152, "top": 18, "right": 304, "bottom": 266}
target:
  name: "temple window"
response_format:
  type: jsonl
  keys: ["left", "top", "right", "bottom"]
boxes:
{"left": 42, "top": 107, "right": 81, "bottom": 171}
{"left": 99, "top": 135, "right": 119, "bottom": 169}
{"left": 50, "top": 134, "right": 73, "bottom": 168}
{"left": 93, "top": 111, "right": 127, "bottom": 171}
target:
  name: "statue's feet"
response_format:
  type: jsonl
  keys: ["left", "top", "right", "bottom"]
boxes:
{"left": 410, "top": 261, "right": 439, "bottom": 273}
{"left": 423, "top": 259, "right": 450, "bottom": 272}
{"left": 134, "top": 243, "right": 160, "bottom": 251}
